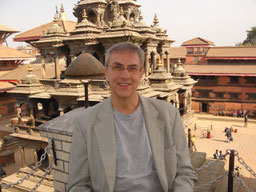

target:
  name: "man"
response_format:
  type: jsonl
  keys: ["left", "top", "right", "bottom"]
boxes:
{"left": 68, "top": 42, "right": 197, "bottom": 191}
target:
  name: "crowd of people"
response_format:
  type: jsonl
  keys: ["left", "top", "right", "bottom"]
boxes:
{"left": 233, "top": 108, "right": 249, "bottom": 118}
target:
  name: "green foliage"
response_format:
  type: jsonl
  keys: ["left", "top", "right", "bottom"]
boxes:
{"left": 242, "top": 26, "right": 256, "bottom": 46}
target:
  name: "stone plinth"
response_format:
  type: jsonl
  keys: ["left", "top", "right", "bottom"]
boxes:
{"left": 0, "top": 150, "right": 15, "bottom": 166}
{"left": 39, "top": 107, "right": 84, "bottom": 192}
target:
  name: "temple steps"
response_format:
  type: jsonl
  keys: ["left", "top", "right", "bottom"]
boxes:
{"left": 191, "top": 151, "right": 243, "bottom": 192}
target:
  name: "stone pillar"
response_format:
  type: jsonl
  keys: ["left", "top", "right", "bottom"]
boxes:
{"left": 166, "top": 53, "right": 170, "bottom": 73}
{"left": 152, "top": 54, "right": 156, "bottom": 71}
{"left": 20, "top": 147, "right": 26, "bottom": 168}
{"left": 54, "top": 55, "right": 60, "bottom": 79}
{"left": 176, "top": 94, "right": 179, "bottom": 109}
{"left": 33, "top": 149, "right": 39, "bottom": 171}
{"left": 41, "top": 56, "right": 46, "bottom": 79}
{"left": 145, "top": 52, "right": 149, "bottom": 77}
{"left": 160, "top": 53, "right": 164, "bottom": 68}
{"left": 16, "top": 104, "right": 22, "bottom": 124}
{"left": 30, "top": 107, "right": 36, "bottom": 127}
{"left": 184, "top": 95, "right": 187, "bottom": 114}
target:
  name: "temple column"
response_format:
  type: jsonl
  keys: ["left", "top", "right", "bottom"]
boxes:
{"left": 33, "top": 149, "right": 39, "bottom": 171}
{"left": 184, "top": 95, "right": 187, "bottom": 114}
{"left": 16, "top": 104, "right": 22, "bottom": 124}
{"left": 30, "top": 107, "right": 36, "bottom": 127}
{"left": 176, "top": 94, "right": 179, "bottom": 109}
{"left": 153, "top": 54, "right": 157, "bottom": 70}
{"left": 54, "top": 55, "right": 60, "bottom": 79}
{"left": 160, "top": 53, "right": 164, "bottom": 68}
{"left": 41, "top": 56, "right": 46, "bottom": 79}
{"left": 20, "top": 147, "right": 26, "bottom": 168}
{"left": 166, "top": 53, "right": 170, "bottom": 73}
{"left": 145, "top": 52, "right": 149, "bottom": 77}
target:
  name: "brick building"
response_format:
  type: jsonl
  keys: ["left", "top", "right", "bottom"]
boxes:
{"left": 0, "top": 24, "right": 34, "bottom": 117}
{"left": 181, "top": 37, "right": 256, "bottom": 117}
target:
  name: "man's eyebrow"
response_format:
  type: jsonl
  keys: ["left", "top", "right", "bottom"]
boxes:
{"left": 111, "top": 62, "right": 123, "bottom": 65}
{"left": 111, "top": 62, "right": 139, "bottom": 66}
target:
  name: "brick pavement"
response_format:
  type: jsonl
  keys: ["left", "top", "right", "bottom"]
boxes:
{"left": 191, "top": 114, "right": 256, "bottom": 192}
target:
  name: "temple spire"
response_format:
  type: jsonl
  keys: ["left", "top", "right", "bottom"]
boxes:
{"left": 82, "top": 9, "right": 88, "bottom": 19}
{"left": 153, "top": 13, "right": 159, "bottom": 25}
{"left": 59, "top": 4, "right": 67, "bottom": 21}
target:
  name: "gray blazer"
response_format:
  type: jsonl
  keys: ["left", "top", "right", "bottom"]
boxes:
{"left": 68, "top": 95, "right": 197, "bottom": 192}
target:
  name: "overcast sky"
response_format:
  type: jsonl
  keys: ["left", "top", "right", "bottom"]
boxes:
{"left": 1, "top": 0, "right": 255, "bottom": 48}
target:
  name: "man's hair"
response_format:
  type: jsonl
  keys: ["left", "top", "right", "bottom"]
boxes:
{"left": 105, "top": 42, "right": 145, "bottom": 68}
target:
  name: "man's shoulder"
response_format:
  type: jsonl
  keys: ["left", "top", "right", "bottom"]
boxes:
{"left": 76, "top": 97, "right": 110, "bottom": 119}
{"left": 141, "top": 96, "right": 177, "bottom": 112}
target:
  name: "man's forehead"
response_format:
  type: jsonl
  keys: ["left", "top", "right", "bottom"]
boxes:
{"left": 109, "top": 51, "right": 140, "bottom": 63}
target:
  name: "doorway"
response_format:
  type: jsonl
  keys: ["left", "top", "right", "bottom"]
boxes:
{"left": 202, "top": 103, "right": 208, "bottom": 113}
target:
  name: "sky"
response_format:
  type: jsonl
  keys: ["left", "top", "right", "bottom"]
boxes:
{"left": 0, "top": 0, "right": 256, "bottom": 48}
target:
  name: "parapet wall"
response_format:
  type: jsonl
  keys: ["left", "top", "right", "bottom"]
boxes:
{"left": 39, "top": 107, "right": 84, "bottom": 192}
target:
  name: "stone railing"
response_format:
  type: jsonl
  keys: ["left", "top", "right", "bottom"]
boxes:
{"left": 39, "top": 107, "right": 84, "bottom": 192}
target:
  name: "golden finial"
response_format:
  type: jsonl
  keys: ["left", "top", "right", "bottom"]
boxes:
{"left": 120, "top": 7, "right": 124, "bottom": 16}
{"left": 82, "top": 9, "right": 87, "bottom": 19}
{"left": 53, "top": 14, "right": 58, "bottom": 22}
{"left": 59, "top": 4, "right": 67, "bottom": 21}
{"left": 156, "top": 58, "right": 163, "bottom": 68}
{"left": 27, "top": 64, "right": 33, "bottom": 72}
{"left": 61, "top": 4, "right": 64, "bottom": 12}
{"left": 153, "top": 13, "right": 159, "bottom": 24}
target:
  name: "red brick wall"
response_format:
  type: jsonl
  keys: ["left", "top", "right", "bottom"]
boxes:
{"left": 0, "top": 93, "right": 16, "bottom": 117}
{"left": 185, "top": 55, "right": 207, "bottom": 65}
{"left": 192, "top": 76, "right": 256, "bottom": 116}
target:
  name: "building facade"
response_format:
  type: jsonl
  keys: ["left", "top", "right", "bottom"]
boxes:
{"left": 182, "top": 37, "right": 256, "bottom": 117}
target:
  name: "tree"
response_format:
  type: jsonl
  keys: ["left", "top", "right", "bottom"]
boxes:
{"left": 242, "top": 26, "right": 256, "bottom": 46}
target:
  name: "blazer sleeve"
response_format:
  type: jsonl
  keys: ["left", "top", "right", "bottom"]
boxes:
{"left": 172, "top": 109, "right": 198, "bottom": 192}
{"left": 67, "top": 115, "right": 92, "bottom": 192}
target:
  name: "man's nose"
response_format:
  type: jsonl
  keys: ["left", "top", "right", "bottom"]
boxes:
{"left": 120, "top": 68, "right": 130, "bottom": 78}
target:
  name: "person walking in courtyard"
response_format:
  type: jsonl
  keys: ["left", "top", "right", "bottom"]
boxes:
{"left": 225, "top": 128, "right": 233, "bottom": 142}
{"left": 191, "top": 135, "right": 197, "bottom": 151}
{"left": 244, "top": 114, "right": 248, "bottom": 127}
{"left": 233, "top": 108, "right": 237, "bottom": 118}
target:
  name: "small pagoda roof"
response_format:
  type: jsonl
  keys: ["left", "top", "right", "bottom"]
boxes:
{"left": 0, "top": 24, "right": 19, "bottom": 33}
{"left": 13, "top": 20, "right": 76, "bottom": 42}
{"left": 182, "top": 37, "right": 215, "bottom": 47}
{"left": 0, "top": 82, "right": 16, "bottom": 92}
{"left": 206, "top": 47, "right": 256, "bottom": 59}
{"left": 184, "top": 64, "right": 256, "bottom": 76}
{"left": 0, "top": 62, "right": 66, "bottom": 81}
{"left": 0, "top": 45, "right": 34, "bottom": 60}
{"left": 65, "top": 53, "right": 104, "bottom": 78}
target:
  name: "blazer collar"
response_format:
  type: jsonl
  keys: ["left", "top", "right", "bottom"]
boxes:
{"left": 140, "top": 95, "right": 168, "bottom": 192}
{"left": 94, "top": 97, "right": 116, "bottom": 192}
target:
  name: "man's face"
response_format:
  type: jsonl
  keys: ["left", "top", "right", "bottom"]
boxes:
{"left": 105, "top": 51, "right": 144, "bottom": 100}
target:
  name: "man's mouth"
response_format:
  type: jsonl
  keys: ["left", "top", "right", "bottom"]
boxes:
{"left": 119, "top": 83, "right": 131, "bottom": 87}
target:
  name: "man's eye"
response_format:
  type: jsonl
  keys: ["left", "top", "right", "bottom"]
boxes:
{"left": 114, "top": 66, "right": 123, "bottom": 70}
{"left": 128, "top": 66, "right": 137, "bottom": 71}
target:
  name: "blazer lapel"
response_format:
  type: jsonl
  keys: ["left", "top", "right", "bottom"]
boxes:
{"left": 140, "top": 95, "right": 168, "bottom": 192}
{"left": 94, "top": 97, "right": 116, "bottom": 192}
